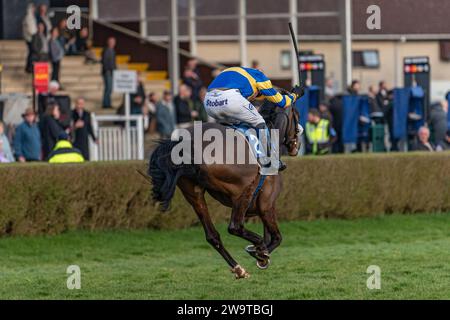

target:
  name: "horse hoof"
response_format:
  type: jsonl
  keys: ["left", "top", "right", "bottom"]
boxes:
{"left": 231, "top": 264, "right": 250, "bottom": 279}
{"left": 256, "top": 259, "right": 271, "bottom": 270}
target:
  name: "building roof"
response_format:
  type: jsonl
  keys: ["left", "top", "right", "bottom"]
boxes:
{"left": 98, "top": 0, "right": 450, "bottom": 40}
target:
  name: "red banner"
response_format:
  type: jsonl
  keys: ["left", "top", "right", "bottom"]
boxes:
{"left": 33, "top": 62, "right": 49, "bottom": 93}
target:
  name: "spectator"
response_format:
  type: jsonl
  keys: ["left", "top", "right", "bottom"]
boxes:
{"left": 0, "top": 140, "right": 10, "bottom": 163}
{"left": 31, "top": 22, "right": 49, "bottom": 62}
{"left": 22, "top": 3, "right": 37, "bottom": 73}
{"left": 251, "top": 60, "right": 260, "bottom": 69}
{"left": 72, "top": 97, "right": 98, "bottom": 160}
{"left": 381, "top": 89, "right": 398, "bottom": 151}
{"left": 324, "top": 78, "right": 336, "bottom": 103}
{"left": 174, "top": 84, "right": 196, "bottom": 129}
{"left": 428, "top": 100, "right": 448, "bottom": 145}
{"left": 38, "top": 80, "right": 63, "bottom": 115}
{"left": 144, "top": 92, "right": 158, "bottom": 132}
{"left": 376, "top": 81, "right": 390, "bottom": 114}
{"left": 411, "top": 126, "right": 434, "bottom": 152}
{"left": 318, "top": 101, "right": 333, "bottom": 125}
{"left": 156, "top": 91, "right": 176, "bottom": 138}
{"left": 76, "top": 27, "right": 89, "bottom": 54}
{"left": 130, "top": 75, "right": 146, "bottom": 115}
{"left": 329, "top": 95, "right": 344, "bottom": 153}
{"left": 436, "top": 130, "right": 450, "bottom": 151}
{"left": 48, "top": 132, "right": 84, "bottom": 163}
{"left": 57, "top": 19, "right": 76, "bottom": 54}
{"left": 0, "top": 121, "right": 14, "bottom": 162}
{"left": 305, "top": 108, "right": 337, "bottom": 155}
{"left": 14, "top": 108, "right": 42, "bottom": 162}
{"left": 182, "top": 67, "right": 203, "bottom": 101}
{"left": 49, "top": 27, "right": 65, "bottom": 82}
{"left": 40, "top": 103, "right": 65, "bottom": 159}
{"left": 186, "top": 58, "right": 201, "bottom": 76}
{"left": 36, "top": 4, "right": 52, "bottom": 39}
{"left": 347, "top": 80, "right": 361, "bottom": 96}
{"left": 101, "top": 37, "right": 117, "bottom": 109}
{"left": 192, "top": 87, "right": 208, "bottom": 122}
{"left": 368, "top": 85, "right": 384, "bottom": 124}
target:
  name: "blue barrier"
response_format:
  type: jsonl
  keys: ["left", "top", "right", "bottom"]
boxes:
{"left": 295, "top": 86, "right": 321, "bottom": 128}
{"left": 342, "top": 95, "right": 360, "bottom": 144}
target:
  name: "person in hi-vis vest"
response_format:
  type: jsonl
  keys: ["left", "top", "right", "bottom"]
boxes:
{"left": 305, "top": 108, "right": 337, "bottom": 155}
{"left": 48, "top": 132, "right": 85, "bottom": 163}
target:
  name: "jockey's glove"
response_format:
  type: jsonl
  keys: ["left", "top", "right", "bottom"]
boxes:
{"left": 291, "top": 85, "right": 305, "bottom": 100}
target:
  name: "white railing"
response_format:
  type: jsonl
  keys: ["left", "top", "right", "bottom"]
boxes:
{"left": 90, "top": 114, "right": 144, "bottom": 161}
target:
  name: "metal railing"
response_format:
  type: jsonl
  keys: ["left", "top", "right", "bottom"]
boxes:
{"left": 90, "top": 114, "right": 145, "bottom": 161}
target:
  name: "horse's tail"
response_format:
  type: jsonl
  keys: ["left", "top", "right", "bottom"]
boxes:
{"left": 148, "top": 140, "right": 193, "bottom": 211}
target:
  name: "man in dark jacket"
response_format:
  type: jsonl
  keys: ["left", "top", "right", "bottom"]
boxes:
{"left": 40, "top": 103, "right": 65, "bottom": 159}
{"left": 437, "top": 130, "right": 450, "bottom": 151}
{"left": 156, "top": 91, "right": 176, "bottom": 138}
{"left": 72, "top": 97, "right": 97, "bottom": 160}
{"left": 428, "top": 100, "right": 448, "bottom": 145}
{"left": 411, "top": 126, "right": 435, "bottom": 152}
{"left": 31, "top": 22, "right": 49, "bottom": 62}
{"left": 101, "top": 37, "right": 117, "bottom": 109}
{"left": 174, "top": 84, "right": 196, "bottom": 128}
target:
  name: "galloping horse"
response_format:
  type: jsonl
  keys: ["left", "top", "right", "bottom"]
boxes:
{"left": 148, "top": 102, "right": 300, "bottom": 279}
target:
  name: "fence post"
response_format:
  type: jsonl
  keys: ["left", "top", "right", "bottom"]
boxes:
{"left": 137, "top": 115, "right": 144, "bottom": 160}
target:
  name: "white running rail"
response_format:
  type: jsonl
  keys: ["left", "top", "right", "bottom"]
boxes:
{"left": 90, "top": 114, "right": 145, "bottom": 161}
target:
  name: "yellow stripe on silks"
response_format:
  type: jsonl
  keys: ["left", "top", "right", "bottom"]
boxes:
{"left": 256, "top": 80, "right": 273, "bottom": 90}
{"left": 266, "top": 92, "right": 284, "bottom": 104}
{"left": 286, "top": 95, "right": 294, "bottom": 106}
{"left": 222, "top": 67, "right": 257, "bottom": 95}
{"left": 257, "top": 79, "right": 295, "bottom": 107}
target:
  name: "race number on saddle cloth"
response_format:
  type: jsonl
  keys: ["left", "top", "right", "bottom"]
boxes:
{"left": 204, "top": 67, "right": 301, "bottom": 174}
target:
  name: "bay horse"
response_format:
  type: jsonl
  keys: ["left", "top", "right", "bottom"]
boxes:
{"left": 148, "top": 102, "right": 300, "bottom": 279}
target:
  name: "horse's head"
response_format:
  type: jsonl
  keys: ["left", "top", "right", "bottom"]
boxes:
{"left": 285, "top": 105, "right": 300, "bottom": 156}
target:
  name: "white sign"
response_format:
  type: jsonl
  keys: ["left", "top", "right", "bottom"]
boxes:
{"left": 113, "top": 70, "right": 138, "bottom": 94}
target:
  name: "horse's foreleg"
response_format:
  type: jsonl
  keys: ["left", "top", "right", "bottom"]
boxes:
{"left": 228, "top": 203, "right": 266, "bottom": 252}
{"left": 263, "top": 224, "right": 272, "bottom": 247}
{"left": 259, "top": 208, "right": 282, "bottom": 254}
{"left": 178, "top": 178, "right": 249, "bottom": 278}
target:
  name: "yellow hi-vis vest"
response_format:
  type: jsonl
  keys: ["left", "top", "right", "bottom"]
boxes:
{"left": 305, "top": 119, "right": 330, "bottom": 155}
{"left": 48, "top": 140, "right": 85, "bottom": 163}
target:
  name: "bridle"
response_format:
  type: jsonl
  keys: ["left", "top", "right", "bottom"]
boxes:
{"left": 283, "top": 106, "right": 300, "bottom": 153}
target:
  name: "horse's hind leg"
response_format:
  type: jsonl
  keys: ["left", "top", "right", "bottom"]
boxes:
{"left": 177, "top": 177, "right": 249, "bottom": 279}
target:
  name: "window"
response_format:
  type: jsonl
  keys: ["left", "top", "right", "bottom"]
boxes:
{"left": 280, "top": 50, "right": 291, "bottom": 70}
{"left": 353, "top": 50, "right": 380, "bottom": 68}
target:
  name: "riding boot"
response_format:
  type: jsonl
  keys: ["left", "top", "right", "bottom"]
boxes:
{"left": 255, "top": 123, "right": 285, "bottom": 172}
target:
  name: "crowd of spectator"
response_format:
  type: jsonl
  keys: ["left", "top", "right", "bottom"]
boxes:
{"left": 102, "top": 56, "right": 210, "bottom": 138}
{"left": 305, "top": 79, "right": 450, "bottom": 155}
{"left": 8, "top": 4, "right": 447, "bottom": 162}
{"left": 23, "top": 3, "right": 95, "bottom": 81}
{"left": 0, "top": 94, "right": 96, "bottom": 164}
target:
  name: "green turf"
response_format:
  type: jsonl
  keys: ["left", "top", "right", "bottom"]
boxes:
{"left": 1, "top": 213, "right": 450, "bottom": 299}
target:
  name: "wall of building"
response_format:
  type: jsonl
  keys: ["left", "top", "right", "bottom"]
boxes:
{"left": 197, "top": 40, "right": 450, "bottom": 99}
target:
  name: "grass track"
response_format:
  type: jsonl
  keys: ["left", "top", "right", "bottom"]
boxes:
{"left": 1, "top": 213, "right": 450, "bottom": 299}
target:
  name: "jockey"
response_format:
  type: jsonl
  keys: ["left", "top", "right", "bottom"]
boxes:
{"left": 204, "top": 66, "right": 304, "bottom": 171}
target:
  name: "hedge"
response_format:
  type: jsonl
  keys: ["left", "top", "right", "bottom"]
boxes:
{"left": 0, "top": 152, "right": 449, "bottom": 236}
